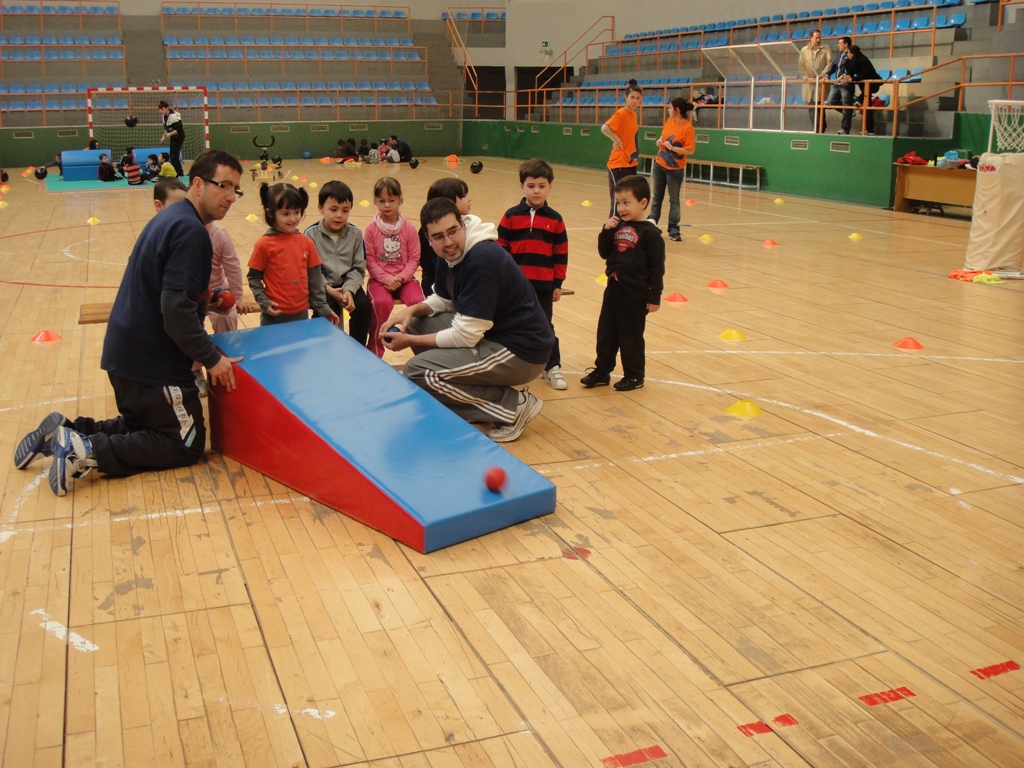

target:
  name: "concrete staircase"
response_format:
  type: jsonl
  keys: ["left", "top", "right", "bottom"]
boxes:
{"left": 121, "top": 15, "right": 169, "bottom": 86}
{"left": 412, "top": 19, "right": 466, "bottom": 113}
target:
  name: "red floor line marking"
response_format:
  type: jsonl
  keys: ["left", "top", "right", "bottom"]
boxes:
{"left": 859, "top": 687, "right": 916, "bottom": 706}
{"left": 971, "top": 660, "right": 1020, "bottom": 679}
{"left": 773, "top": 714, "right": 799, "bottom": 727}
{"left": 600, "top": 745, "right": 668, "bottom": 767}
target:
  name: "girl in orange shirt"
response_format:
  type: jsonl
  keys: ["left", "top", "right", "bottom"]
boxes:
{"left": 601, "top": 78, "right": 643, "bottom": 216}
{"left": 651, "top": 97, "right": 696, "bottom": 242}
{"left": 247, "top": 183, "right": 339, "bottom": 327}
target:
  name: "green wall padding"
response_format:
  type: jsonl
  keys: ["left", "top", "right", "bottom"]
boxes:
{"left": 464, "top": 114, "right": 991, "bottom": 208}
{"left": 3, "top": 114, "right": 989, "bottom": 209}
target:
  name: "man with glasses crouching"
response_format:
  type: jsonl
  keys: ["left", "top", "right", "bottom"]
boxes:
{"left": 14, "top": 150, "right": 246, "bottom": 495}
{"left": 381, "top": 198, "right": 554, "bottom": 443}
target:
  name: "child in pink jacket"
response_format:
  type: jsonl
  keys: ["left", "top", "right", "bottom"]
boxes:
{"left": 364, "top": 176, "right": 424, "bottom": 357}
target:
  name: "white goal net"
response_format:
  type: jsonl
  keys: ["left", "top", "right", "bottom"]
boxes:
{"left": 87, "top": 86, "right": 209, "bottom": 162}
{"left": 987, "top": 99, "right": 1024, "bottom": 154}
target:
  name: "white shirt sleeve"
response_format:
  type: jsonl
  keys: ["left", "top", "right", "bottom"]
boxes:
{"left": 424, "top": 292, "right": 453, "bottom": 315}
{"left": 436, "top": 314, "right": 493, "bottom": 348}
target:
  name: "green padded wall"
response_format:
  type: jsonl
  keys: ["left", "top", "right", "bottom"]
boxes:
{"left": 2, "top": 114, "right": 989, "bottom": 209}
{"left": 463, "top": 114, "right": 991, "bottom": 209}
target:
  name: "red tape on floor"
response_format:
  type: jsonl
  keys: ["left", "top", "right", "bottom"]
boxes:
{"left": 971, "top": 660, "right": 1020, "bottom": 680}
{"left": 600, "top": 745, "right": 668, "bottom": 767}
{"left": 859, "top": 687, "right": 916, "bottom": 706}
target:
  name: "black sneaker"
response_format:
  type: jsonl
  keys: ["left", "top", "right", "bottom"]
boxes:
{"left": 580, "top": 369, "right": 611, "bottom": 388}
{"left": 669, "top": 233, "right": 682, "bottom": 242}
{"left": 14, "top": 411, "right": 68, "bottom": 469}
{"left": 614, "top": 377, "right": 645, "bottom": 391}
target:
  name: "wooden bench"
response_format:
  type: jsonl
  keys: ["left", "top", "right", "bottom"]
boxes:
{"left": 684, "top": 159, "right": 763, "bottom": 190}
{"left": 79, "top": 302, "right": 115, "bottom": 325}
{"left": 79, "top": 300, "right": 259, "bottom": 325}
{"left": 638, "top": 155, "right": 763, "bottom": 191}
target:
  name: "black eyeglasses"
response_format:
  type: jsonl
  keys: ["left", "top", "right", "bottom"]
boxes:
{"left": 428, "top": 225, "right": 463, "bottom": 244}
{"left": 201, "top": 178, "right": 243, "bottom": 196}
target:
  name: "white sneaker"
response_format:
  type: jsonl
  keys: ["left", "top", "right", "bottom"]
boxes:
{"left": 488, "top": 391, "right": 543, "bottom": 443}
{"left": 544, "top": 366, "right": 568, "bottom": 390}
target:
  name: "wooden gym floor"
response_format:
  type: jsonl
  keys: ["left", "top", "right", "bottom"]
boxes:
{"left": 1, "top": 155, "right": 1022, "bottom": 767}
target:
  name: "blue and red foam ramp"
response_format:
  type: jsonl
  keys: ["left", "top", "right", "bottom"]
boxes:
{"left": 209, "top": 318, "right": 556, "bottom": 553}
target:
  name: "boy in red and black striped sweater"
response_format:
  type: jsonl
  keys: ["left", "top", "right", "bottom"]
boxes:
{"left": 497, "top": 158, "right": 570, "bottom": 390}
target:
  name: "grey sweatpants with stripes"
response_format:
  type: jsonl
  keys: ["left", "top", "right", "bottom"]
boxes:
{"left": 403, "top": 312, "right": 546, "bottom": 425}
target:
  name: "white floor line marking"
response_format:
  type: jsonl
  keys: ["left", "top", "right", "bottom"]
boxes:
{"left": 272, "top": 703, "right": 337, "bottom": 719}
{"left": 648, "top": 350, "right": 1024, "bottom": 364}
{"left": 2, "top": 489, "right": 305, "bottom": 543}
{"left": 0, "top": 473, "right": 45, "bottom": 543}
{"left": 30, "top": 609, "right": 99, "bottom": 653}
{"left": 645, "top": 377, "right": 1024, "bottom": 487}
{"left": 0, "top": 395, "right": 104, "bottom": 415}
{"left": 539, "top": 433, "right": 844, "bottom": 475}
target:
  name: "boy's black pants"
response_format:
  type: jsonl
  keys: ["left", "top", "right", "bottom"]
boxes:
{"left": 594, "top": 279, "right": 649, "bottom": 380}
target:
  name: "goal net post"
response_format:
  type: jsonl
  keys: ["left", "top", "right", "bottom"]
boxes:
{"left": 87, "top": 86, "right": 209, "bottom": 162}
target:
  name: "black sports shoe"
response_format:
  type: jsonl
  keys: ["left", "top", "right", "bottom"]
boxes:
{"left": 14, "top": 411, "right": 68, "bottom": 469}
{"left": 580, "top": 369, "right": 611, "bottom": 388}
{"left": 613, "top": 377, "right": 645, "bottom": 391}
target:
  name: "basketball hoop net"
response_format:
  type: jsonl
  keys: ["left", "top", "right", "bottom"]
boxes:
{"left": 987, "top": 99, "right": 1024, "bottom": 153}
